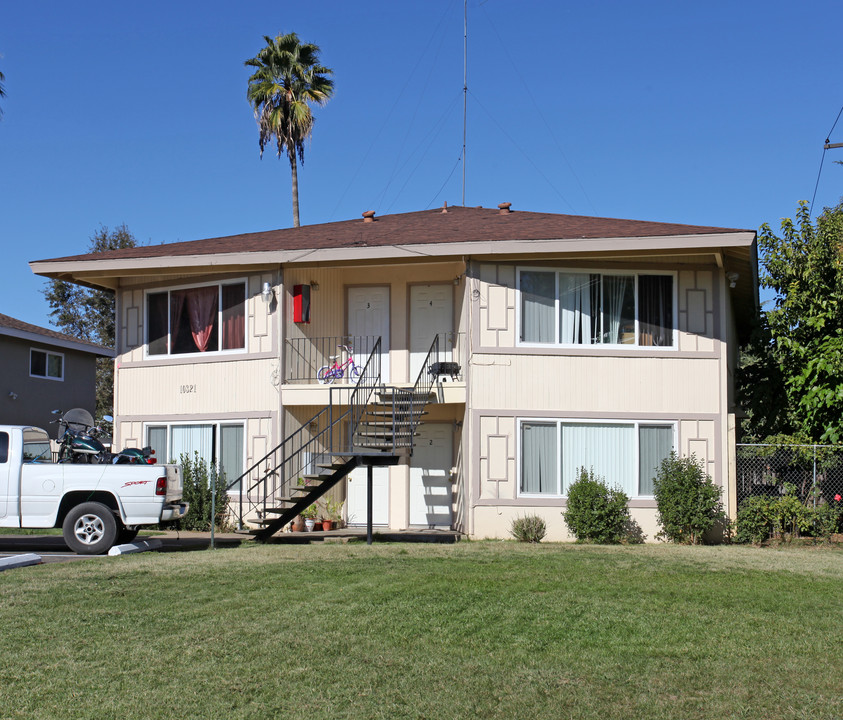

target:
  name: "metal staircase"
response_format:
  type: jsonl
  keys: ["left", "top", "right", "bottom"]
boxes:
{"left": 227, "top": 335, "right": 441, "bottom": 541}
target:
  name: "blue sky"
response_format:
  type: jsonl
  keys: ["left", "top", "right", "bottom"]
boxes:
{"left": 1, "top": 0, "right": 842, "bottom": 329}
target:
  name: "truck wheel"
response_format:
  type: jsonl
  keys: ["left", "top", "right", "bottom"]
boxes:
{"left": 62, "top": 502, "right": 118, "bottom": 555}
{"left": 117, "top": 526, "right": 140, "bottom": 544}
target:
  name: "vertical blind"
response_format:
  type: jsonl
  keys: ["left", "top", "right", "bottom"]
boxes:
{"left": 520, "top": 421, "right": 674, "bottom": 497}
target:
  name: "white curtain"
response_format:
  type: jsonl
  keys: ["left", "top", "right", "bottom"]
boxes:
{"left": 603, "top": 275, "right": 633, "bottom": 344}
{"left": 559, "top": 273, "right": 593, "bottom": 344}
{"left": 520, "top": 271, "right": 556, "bottom": 343}
{"left": 561, "top": 423, "right": 635, "bottom": 496}
{"left": 638, "top": 425, "right": 674, "bottom": 495}
{"left": 170, "top": 424, "right": 214, "bottom": 467}
{"left": 521, "top": 422, "right": 557, "bottom": 494}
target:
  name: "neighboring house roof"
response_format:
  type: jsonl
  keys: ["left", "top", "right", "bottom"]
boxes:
{"left": 0, "top": 313, "right": 114, "bottom": 357}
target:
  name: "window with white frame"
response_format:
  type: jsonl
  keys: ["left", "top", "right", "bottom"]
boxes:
{"left": 146, "top": 281, "right": 246, "bottom": 356}
{"left": 147, "top": 422, "right": 245, "bottom": 490}
{"left": 30, "top": 348, "right": 64, "bottom": 380}
{"left": 519, "top": 419, "right": 675, "bottom": 498}
{"left": 518, "top": 269, "right": 674, "bottom": 347}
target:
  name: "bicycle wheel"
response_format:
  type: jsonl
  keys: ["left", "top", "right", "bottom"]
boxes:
{"left": 350, "top": 366, "right": 361, "bottom": 384}
{"left": 317, "top": 366, "right": 335, "bottom": 384}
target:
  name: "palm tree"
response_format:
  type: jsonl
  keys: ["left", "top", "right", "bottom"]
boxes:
{"left": 245, "top": 33, "right": 334, "bottom": 228}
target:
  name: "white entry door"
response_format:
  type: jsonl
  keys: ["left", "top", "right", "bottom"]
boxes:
{"left": 346, "top": 465, "right": 389, "bottom": 526}
{"left": 410, "top": 423, "right": 453, "bottom": 528}
{"left": 348, "top": 286, "right": 390, "bottom": 381}
{"left": 409, "top": 284, "right": 453, "bottom": 381}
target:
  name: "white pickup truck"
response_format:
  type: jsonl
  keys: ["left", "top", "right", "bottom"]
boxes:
{"left": 0, "top": 425, "right": 188, "bottom": 554}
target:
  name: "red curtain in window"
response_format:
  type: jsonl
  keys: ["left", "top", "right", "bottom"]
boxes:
{"left": 186, "top": 287, "right": 218, "bottom": 352}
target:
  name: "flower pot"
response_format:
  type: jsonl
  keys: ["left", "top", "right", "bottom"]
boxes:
{"left": 291, "top": 515, "right": 305, "bottom": 532}
{"left": 304, "top": 518, "right": 315, "bottom": 532}
{"left": 313, "top": 520, "right": 323, "bottom": 532}
{"left": 322, "top": 519, "right": 334, "bottom": 531}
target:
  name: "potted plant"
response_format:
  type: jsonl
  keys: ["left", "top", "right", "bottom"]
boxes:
{"left": 320, "top": 498, "right": 343, "bottom": 531}
{"left": 301, "top": 503, "right": 319, "bottom": 531}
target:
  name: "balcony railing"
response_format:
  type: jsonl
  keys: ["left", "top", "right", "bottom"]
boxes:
{"left": 285, "top": 332, "right": 466, "bottom": 384}
{"left": 286, "top": 335, "right": 378, "bottom": 384}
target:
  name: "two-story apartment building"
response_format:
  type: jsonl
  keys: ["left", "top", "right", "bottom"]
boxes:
{"left": 29, "top": 204, "right": 758, "bottom": 540}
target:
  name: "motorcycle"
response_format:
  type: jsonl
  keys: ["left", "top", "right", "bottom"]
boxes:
{"left": 52, "top": 409, "right": 156, "bottom": 464}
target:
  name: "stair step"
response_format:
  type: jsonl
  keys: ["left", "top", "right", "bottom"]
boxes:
{"left": 357, "top": 440, "right": 415, "bottom": 449}
{"left": 363, "top": 410, "right": 428, "bottom": 417}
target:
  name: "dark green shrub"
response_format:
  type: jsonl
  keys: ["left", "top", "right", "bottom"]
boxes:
{"left": 736, "top": 488, "right": 843, "bottom": 544}
{"left": 510, "top": 515, "right": 547, "bottom": 543}
{"left": 735, "top": 496, "right": 775, "bottom": 544}
{"left": 174, "top": 452, "right": 231, "bottom": 531}
{"left": 811, "top": 500, "right": 842, "bottom": 540}
{"left": 653, "top": 453, "right": 725, "bottom": 544}
{"left": 563, "top": 468, "right": 630, "bottom": 543}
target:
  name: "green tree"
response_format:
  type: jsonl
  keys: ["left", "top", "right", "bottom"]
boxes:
{"left": 245, "top": 32, "right": 334, "bottom": 228}
{"left": 43, "top": 225, "right": 138, "bottom": 418}
{"left": 740, "top": 200, "right": 843, "bottom": 443}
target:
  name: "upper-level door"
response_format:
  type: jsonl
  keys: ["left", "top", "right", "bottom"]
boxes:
{"left": 348, "top": 286, "right": 390, "bottom": 382}
{"left": 409, "top": 284, "right": 453, "bottom": 382}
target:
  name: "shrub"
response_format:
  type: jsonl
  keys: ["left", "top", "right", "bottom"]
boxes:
{"left": 174, "top": 452, "right": 231, "bottom": 531}
{"left": 510, "top": 515, "right": 547, "bottom": 543}
{"left": 653, "top": 453, "right": 725, "bottom": 544}
{"left": 734, "top": 496, "right": 775, "bottom": 544}
{"left": 563, "top": 468, "right": 630, "bottom": 543}
{"left": 736, "top": 489, "right": 843, "bottom": 544}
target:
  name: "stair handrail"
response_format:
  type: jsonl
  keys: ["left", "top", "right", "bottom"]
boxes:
{"left": 407, "top": 334, "right": 440, "bottom": 442}
{"left": 226, "top": 336, "right": 383, "bottom": 529}
{"left": 346, "top": 336, "right": 382, "bottom": 453}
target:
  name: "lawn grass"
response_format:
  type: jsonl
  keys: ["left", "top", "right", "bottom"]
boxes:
{"left": 0, "top": 541, "right": 841, "bottom": 720}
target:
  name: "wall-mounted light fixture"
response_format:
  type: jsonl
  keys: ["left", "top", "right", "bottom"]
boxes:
{"left": 310, "top": 281, "right": 320, "bottom": 291}
{"left": 726, "top": 272, "right": 740, "bottom": 289}
{"left": 261, "top": 281, "right": 273, "bottom": 304}
{"left": 8, "top": 391, "right": 18, "bottom": 400}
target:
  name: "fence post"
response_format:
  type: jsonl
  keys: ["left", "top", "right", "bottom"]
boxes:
{"left": 813, "top": 445, "right": 818, "bottom": 508}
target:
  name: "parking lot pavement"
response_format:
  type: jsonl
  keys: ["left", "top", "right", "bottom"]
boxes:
{"left": 0, "top": 531, "right": 246, "bottom": 564}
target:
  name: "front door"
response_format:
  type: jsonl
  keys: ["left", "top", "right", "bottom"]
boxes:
{"left": 348, "top": 286, "right": 390, "bottom": 381}
{"left": 346, "top": 464, "right": 389, "bottom": 526}
{"left": 409, "top": 423, "right": 453, "bottom": 528}
{"left": 409, "top": 284, "right": 453, "bottom": 381}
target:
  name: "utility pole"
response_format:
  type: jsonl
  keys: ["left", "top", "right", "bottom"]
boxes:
{"left": 462, "top": 0, "right": 467, "bottom": 207}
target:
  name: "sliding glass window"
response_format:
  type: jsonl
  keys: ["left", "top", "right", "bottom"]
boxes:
{"left": 519, "top": 420, "right": 675, "bottom": 498}
{"left": 519, "top": 270, "right": 674, "bottom": 348}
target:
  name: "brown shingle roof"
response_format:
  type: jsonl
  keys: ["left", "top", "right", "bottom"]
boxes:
{"left": 33, "top": 206, "right": 752, "bottom": 264}
{"left": 0, "top": 313, "right": 112, "bottom": 355}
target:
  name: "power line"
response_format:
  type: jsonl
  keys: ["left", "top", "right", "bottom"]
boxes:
{"left": 810, "top": 103, "right": 843, "bottom": 217}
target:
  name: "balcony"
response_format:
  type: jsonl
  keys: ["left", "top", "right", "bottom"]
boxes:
{"left": 282, "top": 333, "right": 466, "bottom": 406}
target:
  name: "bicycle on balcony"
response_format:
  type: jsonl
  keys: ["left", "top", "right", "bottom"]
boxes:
{"left": 317, "top": 345, "right": 361, "bottom": 384}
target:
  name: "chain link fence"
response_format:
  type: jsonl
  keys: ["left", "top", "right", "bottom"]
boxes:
{"left": 736, "top": 444, "right": 843, "bottom": 509}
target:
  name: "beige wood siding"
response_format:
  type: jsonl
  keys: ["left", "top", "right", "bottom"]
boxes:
{"left": 115, "top": 359, "right": 278, "bottom": 417}
{"left": 469, "top": 354, "right": 721, "bottom": 414}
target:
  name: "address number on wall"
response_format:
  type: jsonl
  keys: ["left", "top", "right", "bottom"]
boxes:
{"left": 180, "top": 384, "right": 197, "bottom": 394}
